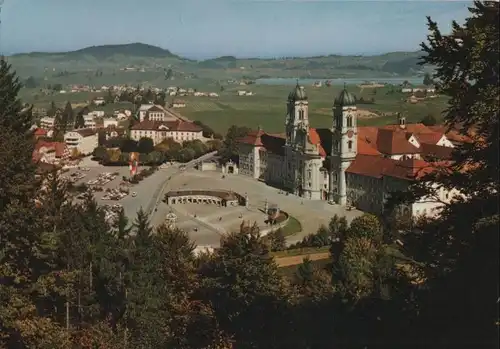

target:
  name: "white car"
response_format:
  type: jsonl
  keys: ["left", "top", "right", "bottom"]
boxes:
{"left": 131, "top": 192, "right": 137, "bottom": 197}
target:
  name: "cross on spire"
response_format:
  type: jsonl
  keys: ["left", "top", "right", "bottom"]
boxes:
{"left": 343, "top": 82, "right": 347, "bottom": 90}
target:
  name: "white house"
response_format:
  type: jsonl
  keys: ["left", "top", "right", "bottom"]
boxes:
{"left": 137, "top": 104, "right": 182, "bottom": 122}
{"left": 84, "top": 116, "right": 97, "bottom": 129}
{"left": 64, "top": 129, "right": 98, "bottom": 155}
{"left": 93, "top": 98, "right": 105, "bottom": 106}
{"left": 130, "top": 120, "right": 203, "bottom": 145}
{"left": 237, "top": 90, "right": 247, "bottom": 96}
{"left": 208, "top": 92, "right": 219, "bottom": 97}
{"left": 103, "top": 118, "right": 119, "bottom": 128}
{"left": 172, "top": 100, "right": 186, "bottom": 108}
{"left": 40, "top": 117, "right": 55, "bottom": 129}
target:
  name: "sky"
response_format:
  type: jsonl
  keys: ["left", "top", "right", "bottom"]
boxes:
{"left": 0, "top": 0, "right": 472, "bottom": 58}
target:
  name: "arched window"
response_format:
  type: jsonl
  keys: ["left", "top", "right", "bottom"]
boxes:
{"left": 336, "top": 116, "right": 342, "bottom": 129}
{"left": 347, "top": 115, "right": 353, "bottom": 128}
{"left": 299, "top": 109, "right": 304, "bottom": 120}
{"left": 348, "top": 140, "right": 353, "bottom": 151}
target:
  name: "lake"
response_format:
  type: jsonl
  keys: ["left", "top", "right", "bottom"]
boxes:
{"left": 255, "top": 77, "right": 424, "bottom": 86}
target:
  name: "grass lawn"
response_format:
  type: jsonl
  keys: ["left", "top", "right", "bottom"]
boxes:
{"left": 280, "top": 216, "right": 302, "bottom": 237}
{"left": 278, "top": 258, "right": 331, "bottom": 278}
{"left": 271, "top": 246, "right": 330, "bottom": 258}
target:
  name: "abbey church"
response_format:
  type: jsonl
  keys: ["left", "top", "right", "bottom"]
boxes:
{"left": 237, "top": 82, "right": 466, "bottom": 217}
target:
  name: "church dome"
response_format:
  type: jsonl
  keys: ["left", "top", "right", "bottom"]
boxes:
{"left": 289, "top": 81, "right": 307, "bottom": 101}
{"left": 334, "top": 85, "right": 356, "bottom": 106}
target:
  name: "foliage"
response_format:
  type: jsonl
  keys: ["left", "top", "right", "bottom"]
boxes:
{"left": 384, "top": 3, "right": 500, "bottom": 347}
{"left": 137, "top": 136, "right": 155, "bottom": 154}
{"left": 421, "top": 113, "right": 438, "bottom": 126}
{"left": 218, "top": 125, "right": 251, "bottom": 163}
{"left": 267, "top": 228, "right": 286, "bottom": 252}
{"left": 197, "top": 222, "right": 292, "bottom": 348}
{"left": 423, "top": 72, "right": 434, "bottom": 86}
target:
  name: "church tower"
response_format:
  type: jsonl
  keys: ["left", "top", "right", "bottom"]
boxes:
{"left": 284, "top": 81, "right": 310, "bottom": 196}
{"left": 285, "top": 81, "right": 309, "bottom": 149}
{"left": 330, "top": 84, "right": 357, "bottom": 205}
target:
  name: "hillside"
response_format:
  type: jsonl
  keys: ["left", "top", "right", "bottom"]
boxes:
{"left": 12, "top": 43, "right": 183, "bottom": 60}
{"left": 7, "top": 43, "right": 431, "bottom": 82}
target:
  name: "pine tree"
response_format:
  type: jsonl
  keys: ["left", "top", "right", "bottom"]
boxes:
{"left": 47, "top": 100, "right": 57, "bottom": 117}
{"left": 63, "top": 101, "right": 74, "bottom": 130}
{"left": 387, "top": 3, "right": 499, "bottom": 347}
{"left": 0, "top": 57, "right": 69, "bottom": 347}
{"left": 197, "top": 223, "right": 293, "bottom": 348}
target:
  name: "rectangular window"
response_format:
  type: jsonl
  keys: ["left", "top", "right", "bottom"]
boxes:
{"left": 348, "top": 141, "right": 353, "bottom": 151}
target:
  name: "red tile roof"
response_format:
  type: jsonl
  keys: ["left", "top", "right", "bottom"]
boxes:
{"left": 420, "top": 143, "right": 454, "bottom": 160}
{"left": 237, "top": 129, "right": 265, "bottom": 146}
{"left": 34, "top": 128, "right": 48, "bottom": 136}
{"left": 376, "top": 128, "right": 420, "bottom": 154}
{"left": 382, "top": 123, "right": 434, "bottom": 134}
{"left": 427, "top": 125, "right": 474, "bottom": 144}
{"left": 131, "top": 120, "right": 202, "bottom": 132}
{"left": 413, "top": 132, "right": 443, "bottom": 145}
{"left": 239, "top": 128, "right": 326, "bottom": 157}
{"left": 347, "top": 154, "right": 449, "bottom": 181}
{"left": 33, "top": 140, "right": 70, "bottom": 160}
{"left": 309, "top": 128, "right": 327, "bottom": 156}
{"left": 74, "top": 128, "right": 97, "bottom": 137}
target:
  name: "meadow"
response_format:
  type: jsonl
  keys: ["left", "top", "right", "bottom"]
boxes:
{"left": 178, "top": 83, "right": 448, "bottom": 134}
{"left": 23, "top": 81, "right": 447, "bottom": 135}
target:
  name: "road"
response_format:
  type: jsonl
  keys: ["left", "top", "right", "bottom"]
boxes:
{"left": 146, "top": 151, "right": 217, "bottom": 221}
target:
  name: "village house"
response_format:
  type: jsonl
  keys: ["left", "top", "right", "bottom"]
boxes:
{"left": 32, "top": 140, "right": 71, "bottom": 165}
{"left": 93, "top": 97, "right": 106, "bottom": 106}
{"left": 171, "top": 99, "right": 186, "bottom": 108}
{"left": 130, "top": 120, "right": 203, "bottom": 145}
{"left": 103, "top": 118, "right": 119, "bottom": 128}
{"left": 40, "top": 117, "right": 55, "bottom": 129}
{"left": 237, "top": 83, "right": 464, "bottom": 219}
{"left": 33, "top": 128, "right": 48, "bottom": 140}
{"left": 137, "top": 104, "right": 186, "bottom": 122}
{"left": 103, "top": 125, "right": 127, "bottom": 140}
{"left": 64, "top": 128, "right": 98, "bottom": 155}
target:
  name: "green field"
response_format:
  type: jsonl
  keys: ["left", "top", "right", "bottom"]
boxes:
{"left": 177, "top": 84, "right": 448, "bottom": 134}
{"left": 22, "top": 82, "right": 447, "bottom": 135}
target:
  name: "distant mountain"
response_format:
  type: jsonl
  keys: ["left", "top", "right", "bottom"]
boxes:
{"left": 11, "top": 43, "right": 183, "bottom": 60}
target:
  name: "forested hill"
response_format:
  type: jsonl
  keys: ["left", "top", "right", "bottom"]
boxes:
{"left": 11, "top": 43, "right": 185, "bottom": 60}
{"left": 8, "top": 43, "right": 429, "bottom": 76}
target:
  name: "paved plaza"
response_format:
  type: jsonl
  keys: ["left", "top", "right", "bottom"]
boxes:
{"left": 66, "top": 156, "right": 362, "bottom": 248}
{"left": 152, "top": 168, "right": 362, "bottom": 247}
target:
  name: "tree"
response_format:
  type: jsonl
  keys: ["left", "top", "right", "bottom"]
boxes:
{"left": 63, "top": 101, "right": 74, "bottom": 129}
{"left": 219, "top": 125, "right": 251, "bottom": 163}
{"left": 137, "top": 137, "right": 155, "bottom": 154}
{"left": 197, "top": 222, "right": 293, "bottom": 347}
{"left": 24, "top": 76, "right": 38, "bottom": 88}
{"left": 74, "top": 112, "right": 85, "bottom": 129}
{"left": 347, "top": 214, "right": 383, "bottom": 243}
{"left": 423, "top": 72, "right": 434, "bottom": 86}
{"left": 0, "top": 58, "right": 69, "bottom": 347}
{"left": 421, "top": 113, "right": 438, "bottom": 126}
{"left": 92, "top": 146, "right": 108, "bottom": 160}
{"left": 120, "top": 138, "right": 138, "bottom": 153}
{"left": 165, "top": 68, "right": 173, "bottom": 80}
{"left": 268, "top": 228, "right": 286, "bottom": 252}
{"left": 387, "top": 3, "right": 499, "bottom": 347}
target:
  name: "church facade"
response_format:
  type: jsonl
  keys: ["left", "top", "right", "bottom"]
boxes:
{"left": 237, "top": 83, "right": 464, "bottom": 217}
